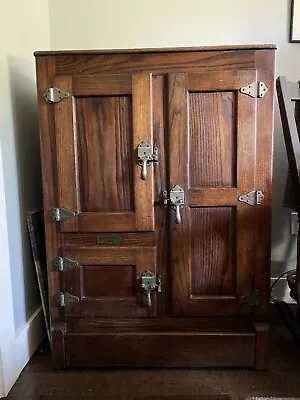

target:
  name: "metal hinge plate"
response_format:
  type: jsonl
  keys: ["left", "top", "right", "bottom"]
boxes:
{"left": 238, "top": 190, "right": 264, "bottom": 206}
{"left": 239, "top": 290, "right": 260, "bottom": 306}
{"left": 240, "top": 81, "right": 268, "bottom": 98}
{"left": 55, "top": 292, "right": 79, "bottom": 307}
{"left": 54, "top": 257, "right": 80, "bottom": 271}
{"left": 44, "top": 87, "right": 70, "bottom": 103}
{"left": 50, "top": 207, "right": 78, "bottom": 222}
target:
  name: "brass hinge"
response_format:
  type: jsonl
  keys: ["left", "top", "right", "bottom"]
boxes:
{"left": 240, "top": 81, "right": 268, "bottom": 98}
{"left": 50, "top": 207, "right": 78, "bottom": 222}
{"left": 55, "top": 292, "right": 79, "bottom": 307}
{"left": 54, "top": 257, "right": 80, "bottom": 271}
{"left": 238, "top": 190, "right": 264, "bottom": 206}
{"left": 44, "top": 87, "right": 70, "bottom": 103}
{"left": 239, "top": 290, "right": 260, "bottom": 306}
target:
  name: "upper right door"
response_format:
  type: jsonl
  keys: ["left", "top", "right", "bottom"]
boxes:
{"left": 169, "top": 70, "right": 261, "bottom": 317}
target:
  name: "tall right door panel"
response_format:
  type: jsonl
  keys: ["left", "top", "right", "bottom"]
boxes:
{"left": 168, "top": 70, "right": 260, "bottom": 317}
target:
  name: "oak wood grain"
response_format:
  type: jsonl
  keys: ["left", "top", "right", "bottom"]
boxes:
{"left": 76, "top": 95, "right": 134, "bottom": 212}
{"left": 191, "top": 207, "right": 235, "bottom": 296}
{"left": 189, "top": 92, "right": 236, "bottom": 188}
{"left": 53, "top": 51, "right": 256, "bottom": 76}
{"left": 62, "top": 246, "right": 156, "bottom": 318}
{"left": 132, "top": 74, "right": 155, "bottom": 231}
{"left": 34, "top": 44, "right": 276, "bottom": 56}
{"left": 65, "top": 332, "right": 255, "bottom": 367}
{"left": 35, "top": 57, "right": 66, "bottom": 368}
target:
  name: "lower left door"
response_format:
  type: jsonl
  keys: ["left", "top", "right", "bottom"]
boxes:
{"left": 58, "top": 246, "right": 157, "bottom": 319}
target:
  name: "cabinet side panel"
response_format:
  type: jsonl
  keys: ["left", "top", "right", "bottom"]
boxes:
{"left": 254, "top": 50, "right": 275, "bottom": 320}
{"left": 35, "top": 56, "right": 65, "bottom": 367}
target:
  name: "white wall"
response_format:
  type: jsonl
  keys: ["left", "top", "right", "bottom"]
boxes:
{"left": 0, "top": 0, "right": 50, "bottom": 396}
{"left": 49, "top": 0, "right": 300, "bottom": 301}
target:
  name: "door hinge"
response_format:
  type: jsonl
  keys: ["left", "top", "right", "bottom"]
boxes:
{"left": 44, "top": 87, "right": 70, "bottom": 103}
{"left": 239, "top": 290, "right": 260, "bottom": 306}
{"left": 55, "top": 292, "right": 79, "bottom": 307}
{"left": 50, "top": 207, "right": 78, "bottom": 222}
{"left": 54, "top": 257, "right": 80, "bottom": 271}
{"left": 240, "top": 81, "right": 268, "bottom": 98}
{"left": 238, "top": 190, "right": 264, "bottom": 206}
{"left": 137, "top": 141, "right": 159, "bottom": 180}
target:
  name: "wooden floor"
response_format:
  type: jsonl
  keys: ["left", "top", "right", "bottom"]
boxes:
{"left": 6, "top": 308, "right": 300, "bottom": 400}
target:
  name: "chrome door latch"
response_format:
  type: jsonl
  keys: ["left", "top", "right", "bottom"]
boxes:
{"left": 137, "top": 141, "right": 158, "bottom": 180}
{"left": 163, "top": 185, "right": 185, "bottom": 224}
{"left": 140, "top": 270, "right": 162, "bottom": 307}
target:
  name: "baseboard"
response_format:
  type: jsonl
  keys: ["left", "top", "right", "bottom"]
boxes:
{"left": 0, "top": 306, "right": 45, "bottom": 398}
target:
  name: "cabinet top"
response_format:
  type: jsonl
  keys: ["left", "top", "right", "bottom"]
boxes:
{"left": 34, "top": 44, "right": 276, "bottom": 57}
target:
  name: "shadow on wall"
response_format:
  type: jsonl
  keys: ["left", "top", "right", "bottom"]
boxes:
{"left": 2, "top": 55, "right": 43, "bottom": 328}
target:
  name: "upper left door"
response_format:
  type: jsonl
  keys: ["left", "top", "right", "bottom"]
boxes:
{"left": 51, "top": 73, "right": 155, "bottom": 232}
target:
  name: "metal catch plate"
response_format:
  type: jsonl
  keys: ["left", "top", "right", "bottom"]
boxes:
{"left": 44, "top": 87, "right": 70, "bottom": 103}
{"left": 50, "top": 207, "right": 77, "bottom": 222}
{"left": 55, "top": 292, "right": 79, "bottom": 307}
{"left": 238, "top": 190, "right": 264, "bottom": 206}
{"left": 239, "top": 290, "right": 260, "bottom": 306}
{"left": 240, "top": 81, "right": 268, "bottom": 98}
{"left": 54, "top": 257, "right": 80, "bottom": 271}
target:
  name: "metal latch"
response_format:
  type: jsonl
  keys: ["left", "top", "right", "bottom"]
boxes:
{"left": 163, "top": 185, "right": 185, "bottom": 224}
{"left": 239, "top": 290, "right": 260, "bottom": 306}
{"left": 50, "top": 207, "right": 78, "bottom": 222}
{"left": 140, "top": 270, "right": 162, "bottom": 307}
{"left": 240, "top": 81, "right": 268, "bottom": 98}
{"left": 238, "top": 190, "right": 264, "bottom": 206}
{"left": 44, "top": 87, "right": 70, "bottom": 103}
{"left": 137, "top": 141, "right": 159, "bottom": 180}
{"left": 55, "top": 292, "right": 79, "bottom": 307}
{"left": 54, "top": 257, "right": 80, "bottom": 271}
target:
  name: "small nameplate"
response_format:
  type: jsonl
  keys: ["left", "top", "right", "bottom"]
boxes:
{"left": 96, "top": 236, "right": 123, "bottom": 245}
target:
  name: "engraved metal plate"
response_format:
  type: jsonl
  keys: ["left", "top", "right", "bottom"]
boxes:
{"left": 96, "top": 235, "right": 123, "bottom": 245}
{"left": 239, "top": 290, "right": 260, "bottom": 306}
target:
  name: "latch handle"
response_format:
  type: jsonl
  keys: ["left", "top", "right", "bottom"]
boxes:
{"left": 175, "top": 205, "right": 182, "bottom": 225}
{"left": 141, "top": 159, "right": 148, "bottom": 180}
{"left": 163, "top": 185, "right": 185, "bottom": 225}
{"left": 137, "top": 141, "right": 158, "bottom": 181}
{"left": 140, "top": 270, "right": 161, "bottom": 309}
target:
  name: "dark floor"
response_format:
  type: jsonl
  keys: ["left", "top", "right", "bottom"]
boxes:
{"left": 6, "top": 307, "right": 300, "bottom": 400}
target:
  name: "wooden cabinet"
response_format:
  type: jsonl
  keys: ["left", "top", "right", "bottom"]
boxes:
{"left": 35, "top": 45, "right": 275, "bottom": 369}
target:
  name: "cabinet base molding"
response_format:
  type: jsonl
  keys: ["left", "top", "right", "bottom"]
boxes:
{"left": 63, "top": 331, "right": 257, "bottom": 368}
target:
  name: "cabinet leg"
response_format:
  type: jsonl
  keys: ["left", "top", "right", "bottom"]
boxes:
{"left": 254, "top": 322, "right": 269, "bottom": 370}
{"left": 51, "top": 325, "right": 67, "bottom": 369}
